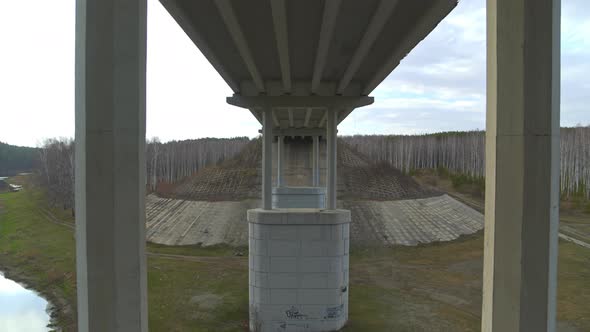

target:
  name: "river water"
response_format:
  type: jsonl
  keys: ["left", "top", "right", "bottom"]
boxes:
{"left": 0, "top": 272, "right": 50, "bottom": 331}
{"left": 0, "top": 176, "right": 51, "bottom": 330}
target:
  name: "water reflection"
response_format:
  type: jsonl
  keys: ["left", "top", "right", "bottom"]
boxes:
{"left": 0, "top": 272, "right": 50, "bottom": 332}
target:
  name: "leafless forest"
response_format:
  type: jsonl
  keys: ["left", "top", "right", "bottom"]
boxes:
{"left": 37, "top": 137, "right": 249, "bottom": 211}
{"left": 343, "top": 131, "right": 485, "bottom": 177}
{"left": 35, "top": 127, "right": 590, "bottom": 212}
{"left": 38, "top": 138, "right": 75, "bottom": 210}
{"left": 342, "top": 126, "right": 590, "bottom": 199}
{"left": 145, "top": 137, "right": 249, "bottom": 190}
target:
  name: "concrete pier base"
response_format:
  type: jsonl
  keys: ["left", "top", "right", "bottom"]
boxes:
{"left": 247, "top": 208, "right": 350, "bottom": 332}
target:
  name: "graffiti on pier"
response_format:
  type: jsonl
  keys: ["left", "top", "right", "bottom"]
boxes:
{"left": 324, "top": 304, "right": 344, "bottom": 319}
{"left": 285, "top": 306, "right": 307, "bottom": 320}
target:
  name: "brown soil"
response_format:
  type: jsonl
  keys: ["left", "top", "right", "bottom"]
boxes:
{"left": 158, "top": 140, "right": 262, "bottom": 201}
{"left": 161, "top": 139, "right": 441, "bottom": 202}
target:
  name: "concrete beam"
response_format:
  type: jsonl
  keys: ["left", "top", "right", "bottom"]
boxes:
{"left": 318, "top": 110, "right": 328, "bottom": 128}
{"left": 160, "top": 0, "right": 240, "bottom": 92}
{"left": 338, "top": 108, "right": 354, "bottom": 125}
{"left": 257, "top": 128, "right": 327, "bottom": 137}
{"left": 304, "top": 108, "right": 313, "bottom": 128}
{"left": 249, "top": 108, "right": 262, "bottom": 124}
{"left": 75, "top": 0, "right": 148, "bottom": 330}
{"left": 362, "top": 0, "right": 456, "bottom": 95}
{"left": 241, "top": 80, "right": 362, "bottom": 97}
{"left": 215, "top": 0, "right": 265, "bottom": 93}
{"left": 288, "top": 108, "right": 294, "bottom": 127}
{"left": 482, "top": 0, "right": 560, "bottom": 331}
{"left": 270, "top": 0, "right": 291, "bottom": 93}
{"left": 313, "top": 135, "right": 320, "bottom": 186}
{"left": 227, "top": 95, "right": 374, "bottom": 110}
{"left": 326, "top": 110, "right": 338, "bottom": 209}
{"left": 277, "top": 135, "right": 284, "bottom": 187}
{"left": 311, "top": 0, "right": 342, "bottom": 94}
{"left": 272, "top": 109, "right": 280, "bottom": 127}
{"left": 337, "top": 0, "right": 399, "bottom": 94}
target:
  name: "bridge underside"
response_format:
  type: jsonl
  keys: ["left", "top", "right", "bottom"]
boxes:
{"left": 74, "top": 0, "right": 561, "bottom": 331}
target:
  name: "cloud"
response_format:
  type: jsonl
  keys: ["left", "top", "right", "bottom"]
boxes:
{"left": 343, "top": 0, "right": 589, "bottom": 135}
{"left": 0, "top": 0, "right": 587, "bottom": 147}
{"left": 146, "top": 0, "right": 260, "bottom": 142}
{"left": 0, "top": 274, "right": 49, "bottom": 332}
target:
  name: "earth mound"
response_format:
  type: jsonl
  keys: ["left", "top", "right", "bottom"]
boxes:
{"left": 158, "top": 138, "right": 441, "bottom": 202}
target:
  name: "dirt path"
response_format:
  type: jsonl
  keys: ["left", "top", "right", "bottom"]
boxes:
{"left": 37, "top": 206, "right": 75, "bottom": 230}
{"left": 146, "top": 252, "right": 247, "bottom": 266}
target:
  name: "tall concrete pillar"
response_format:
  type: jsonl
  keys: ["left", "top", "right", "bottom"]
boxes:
{"left": 262, "top": 109, "right": 273, "bottom": 210}
{"left": 312, "top": 135, "right": 320, "bottom": 186}
{"left": 74, "top": 0, "right": 148, "bottom": 331}
{"left": 326, "top": 110, "right": 338, "bottom": 210}
{"left": 277, "top": 135, "right": 284, "bottom": 187}
{"left": 482, "top": 0, "right": 560, "bottom": 331}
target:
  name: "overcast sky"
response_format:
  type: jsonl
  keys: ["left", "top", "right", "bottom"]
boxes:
{"left": 0, "top": 0, "right": 588, "bottom": 147}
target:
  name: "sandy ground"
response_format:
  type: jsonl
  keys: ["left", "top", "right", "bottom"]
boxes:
{"left": 146, "top": 194, "right": 484, "bottom": 247}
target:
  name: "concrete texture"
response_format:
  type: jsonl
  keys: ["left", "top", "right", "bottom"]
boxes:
{"left": 145, "top": 194, "right": 253, "bottom": 246}
{"left": 160, "top": 0, "right": 456, "bottom": 99}
{"left": 344, "top": 194, "right": 483, "bottom": 246}
{"left": 74, "top": 0, "right": 148, "bottom": 330}
{"left": 272, "top": 187, "right": 326, "bottom": 209}
{"left": 272, "top": 137, "right": 326, "bottom": 188}
{"left": 146, "top": 194, "right": 483, "bottom": 248}
{"left": 248, "top": 209, "right": 350, "bottom": 332}
{"left": 327, "top": 110, "right": 338, "bottom": 209}
{"left": 482, "top": 0, "right": 560, "bottom": 331}
{"left": 262, "top": 109, "right": 273, "bottom": 210}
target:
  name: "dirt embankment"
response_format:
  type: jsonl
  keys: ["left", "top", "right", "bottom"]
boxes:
{"left": 159, "top": 139, "right": 441, "bottom": 202}
{"left": 146, "top": 139, "right": 483, "bottom": 247}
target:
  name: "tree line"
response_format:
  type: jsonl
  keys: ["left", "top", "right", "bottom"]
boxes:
{"left": 38, "top": 138, "right": 75, "bottom": 210}
{"left": 342, "top": 126, "right": 590, "bottom": 199}
{"left": 36, "top": 137, "right": 250, "bottom": 212}
{"left": 146, "top": 137, "right": 250, "bottom": 190}
{"left": 31, "top": 126, "right": 590, "bottom": 211}
{"left": 0, "top": 141, "right": 38, "bottom": 176}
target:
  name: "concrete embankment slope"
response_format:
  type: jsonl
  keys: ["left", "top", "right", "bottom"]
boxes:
{"left": 146, "top": 195, "right": 254, "bottom": 246}
{"left": 146, "top": 194, "right": 483, "bottom": 247}
{"left": 146, "top": 139, "right": 484, "bottom": 247}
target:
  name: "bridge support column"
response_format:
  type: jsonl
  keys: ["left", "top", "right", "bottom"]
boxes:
{"left": 277, "top": 135, "right": 284, "bottom": 187}
{"left": 483, "top": 0, "right": 560, "bottom": 331}
{"left": 326, "top": 110, "right": 338, "bottom": 210}
{"left": 312, "top": 135, "right": 320, "bottom": 187}
{"left": 262, "top": 108, "right": 274, "bottom": 210}
{"left": 74, "top": 0, "right": 148, "bottom": 330}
